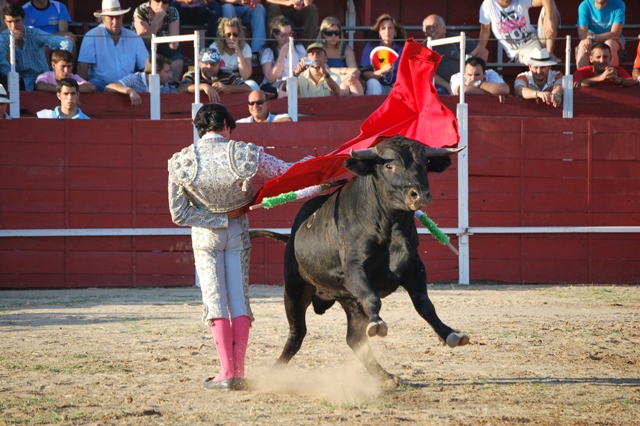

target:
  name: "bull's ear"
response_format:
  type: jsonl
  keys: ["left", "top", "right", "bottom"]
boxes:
{"left": 427, "top": 157, "right": 452, "bottom": 173}
{"left": 344, "top": 157, "right": 376, "bottom": 176}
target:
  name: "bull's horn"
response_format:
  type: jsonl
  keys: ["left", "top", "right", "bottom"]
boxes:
{"left": 424, "top": 146, "right": 466, "bottom": 158}
{"left": 349, "top": 147, "right": 378, "bottom": 160}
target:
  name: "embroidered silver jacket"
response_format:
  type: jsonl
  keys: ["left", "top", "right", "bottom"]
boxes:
{"left": 168, "top": 134, "right": 295, "bottom": 229}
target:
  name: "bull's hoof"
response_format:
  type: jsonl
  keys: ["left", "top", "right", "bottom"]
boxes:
{"left": 381, "top": 374, "right": 402, "bottom": 388}
{"left": 366, "top": 320, "right": 388, "bottom": 338}
{"left": 445, "top": 332, "right": 470, "bottom": 348}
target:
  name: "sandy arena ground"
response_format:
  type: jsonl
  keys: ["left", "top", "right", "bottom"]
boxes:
{"left": 0, "top": 284, "right": 639, "bottom": 425}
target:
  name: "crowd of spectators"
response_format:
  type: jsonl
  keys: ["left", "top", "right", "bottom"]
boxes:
{"left": 1, "top": 0, "right": 640, "bottom": 117}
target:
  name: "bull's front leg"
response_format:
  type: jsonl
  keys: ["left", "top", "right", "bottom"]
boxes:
{"left": 344, "top": 261, "right": 387, "bottom": 338}
{"left": 403, "top": 261, "right": 469, "bottom": 348}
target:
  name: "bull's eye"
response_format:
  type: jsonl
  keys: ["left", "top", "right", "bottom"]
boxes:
{"left": 384, "top": 163, "right": 394, "bottom": 171}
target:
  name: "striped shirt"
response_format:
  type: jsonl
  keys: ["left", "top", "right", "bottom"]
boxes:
{"left": 118, "top": 72, "right": 172, "bottom": 93}
{"left": 180, "top": 69, "right": 245, "bottom": 87}
{"left": 0, "top": 26, "right": 72, "bottom": 91}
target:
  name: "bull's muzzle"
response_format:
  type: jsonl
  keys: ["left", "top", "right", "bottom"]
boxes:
{"left": 407, "top": 187, "right": 431, "bottom": 210}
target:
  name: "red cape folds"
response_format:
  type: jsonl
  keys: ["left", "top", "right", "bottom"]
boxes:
{"left": 252, "top": 39, "right": 460, "bottom": 206}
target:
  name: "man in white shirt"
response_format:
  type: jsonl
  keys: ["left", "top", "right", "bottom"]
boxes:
{"left": 478, "top": 0, "right": 559, "bottom": 65}
{"left": 236, "top": 89, "right": 291, "bottom": 123}
{"left": 514, "top": 47, "right": 563, "bottom": 107}
{"left": 450, "top": 56, "right": 510, "bottom": 103}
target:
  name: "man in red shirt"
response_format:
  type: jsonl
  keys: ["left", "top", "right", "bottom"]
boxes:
{"left": 574, "top": 43, "right": 637, "bottom": 87}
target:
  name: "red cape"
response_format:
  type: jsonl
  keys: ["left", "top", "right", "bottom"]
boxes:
{"left": 252, "top": 39, "right": 460, "bottom": 205}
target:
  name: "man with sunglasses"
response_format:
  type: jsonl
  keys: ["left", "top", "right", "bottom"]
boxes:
{"left": 422, "top": 14, "right": 488, "bottom": 95}
{"left": 237, "top": 89, "right": 291, "bottom": 122}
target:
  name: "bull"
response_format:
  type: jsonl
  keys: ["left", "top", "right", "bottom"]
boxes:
{"left": 268, "top": 135, "right": 469, "bottom": 385}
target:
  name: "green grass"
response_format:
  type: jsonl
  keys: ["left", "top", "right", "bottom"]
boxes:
{"left": 0, "top": 396, "right": 99, "bottom": 425}
{"left": 0, "top": 355, "right": 131, "bottom": 374}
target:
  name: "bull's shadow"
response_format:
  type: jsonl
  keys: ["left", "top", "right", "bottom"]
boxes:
{"left": 257, "top": 136, "right": 469, "bottom": 386}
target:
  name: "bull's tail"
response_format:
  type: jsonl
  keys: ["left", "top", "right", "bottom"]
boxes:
{"left": 249, "top": 230, "right": 289, "bottom": 243}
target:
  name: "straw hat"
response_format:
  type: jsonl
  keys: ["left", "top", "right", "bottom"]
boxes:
{"left": 94, "top": 0, "right": 131, "bottom": 18}
{"left": 527, "top": 47, "right": 557, "bottom": 67}
{"left": 0, "top": 84, "right": 14, "bottom": 104}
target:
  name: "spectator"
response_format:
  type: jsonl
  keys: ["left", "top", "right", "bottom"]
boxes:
{"left": 170, "top": 0, "right": 221, "bottom": 38}
{"left": 0, "top": 3, "right": 72, "bottom": 91}
{"left": 318, "top": 16, "right": 363, "bottom": 96}
{"left": 259, "top": 15, "right": 305, "bottom": 96}
{"left": 450, "top": 56, "right": 510, "bottom": 102}
{"left": 211, "top": 17, "right": 259, "bottom": 90}
{"left": 178, "top": 47, "right": 251, "bottom": 103}
{"left": 236, "top": 89, "right": 291, "bottom": 122}
{"left": 134, "top": 0, "right": 185, "bottom": 82}
{"left": 22, "top": 0, "right": 76, "bottom": 47}
{"left": 35, "top": 49, "right": 96, "bottom": 93}
{"left": 576, "top": 0, "right": 625, "bottom": 69}
{"left": 478, "top": 0, "right": 559, "bottom": 65}
{"left": 574, "top": 43, "right": 636, "bottom": 87}
{"left": 292, "top": 41, "right": 341, "bottom": 97}
{"left": 77, "top": 0, "right": 148, "bottom": 92}
{"left": 360, "top": 13, "right": 406, "bottom": 96}
{"left": 633, "top": 37, "right": 640, "bottom": 83}
{"left": 422, "top": 14, "right": 489, "bottom": 95}
{"left": 36, "top": 78, "right": 90, "bottom": 119}
{"left": 0, "top": 83, "right": 13, "bottom": 119}
{"left": 105, "top": 54, "right": 174, "bottom": 105}
{"left": 219, "top": 0, "right": 266, "bottom": 60}
{"left": 265, "top": 0, "right": 318, "bottom": 47}
{"left": 514, "top": 47, "right": 563, "bottom": 107}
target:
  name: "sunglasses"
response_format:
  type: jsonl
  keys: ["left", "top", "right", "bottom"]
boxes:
{"left": 225, "top": 32, "right": 239, "bottom": 38}
{"left": 322, "top": 30, "right": 341, "bottom": 37}
{"left": 248, "top": 99, "right": 266, "bottom": 106}
{"left": 275, "top": 31, "right": 293, "bottom": 38}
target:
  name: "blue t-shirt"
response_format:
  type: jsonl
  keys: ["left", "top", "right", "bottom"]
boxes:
{"left": 23, "top": 0, "right": 72, "bottom": 34}
{"left": 577, "top": 0, "right": 625, "bottom": 36}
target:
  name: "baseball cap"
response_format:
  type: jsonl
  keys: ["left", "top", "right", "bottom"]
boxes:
{"left": 199, "top": 48, "right": 221, "bottom": 65}
{"left": 306, "top": 42, "right": 326, "bottom": 54}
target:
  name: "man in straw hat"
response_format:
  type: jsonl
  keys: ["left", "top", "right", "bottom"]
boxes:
{"left": 0, "top": 83, "right": 13, "bottom": 119}
{"left": 514, "top": 47, "right": 563, "bottom": 107}
{"left": 77, "top": 0, "right": 148, "bottom": 92}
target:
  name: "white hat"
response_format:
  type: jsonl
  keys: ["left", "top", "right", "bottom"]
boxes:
{"left": 527, "top": 47, "right": 557, "bottom": 67}
{"left": 0, "top": 84, "right": 14, "bottom": 104}
{"left": 94, "top": 0, "right": 131, "bottom": 18}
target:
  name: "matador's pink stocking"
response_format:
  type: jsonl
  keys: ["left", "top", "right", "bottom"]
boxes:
{"left": 210, "top": 318, "right": 234, "bottom": 381}
{"left": 231, "top": 315, "right": 250, "bottom": 377}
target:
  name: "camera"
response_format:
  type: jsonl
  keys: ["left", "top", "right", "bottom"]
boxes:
{"left": 303, "top": 59, "right": 316, "bottom": 67}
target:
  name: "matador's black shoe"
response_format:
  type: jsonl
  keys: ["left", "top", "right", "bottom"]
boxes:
{"left": 203, "top": 377, "right": 234, "bottom": 391}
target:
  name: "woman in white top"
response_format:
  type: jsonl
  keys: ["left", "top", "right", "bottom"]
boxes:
{"left": 317, "top": 16, "right": 363, "bottom": 96}
{"left": 259, "top": 15, "right": 306, "bottom": 97}
{"left": 210, "top": 17, "right": 259, "bottom": 91}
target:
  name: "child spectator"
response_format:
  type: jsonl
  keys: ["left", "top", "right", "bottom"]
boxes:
{"left": 360, "top": 14, "right": 405, "bottom": 95}
{"left": 105, "top": 54, "right": 174, "bottom": 105}
{"left": 211, "top": 17, "right": 259, "bottom": 90}
{"left": 134, "top": 0, "right": 185, "bottom": 81}
{"left": 0, "top": 3, "right": 72, "bottom": 91}
{"left": 318, "top": 16, "right": 363, "bottom": 96}
{"left": 36, "top": 49, "right": 96, "bottom": 93}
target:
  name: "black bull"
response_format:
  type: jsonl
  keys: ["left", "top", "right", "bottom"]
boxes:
{"left": 253, "top": 136, "right": 469, "bottom": 384}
